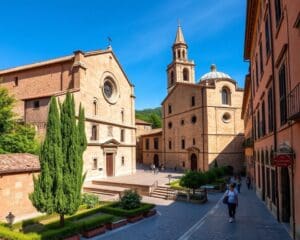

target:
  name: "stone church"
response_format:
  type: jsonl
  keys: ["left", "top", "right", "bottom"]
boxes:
{"left": 142, "top": 26, "right": 245, "bottom": 173}
{"left": 0, "top": 47, "right": 136, "bottom": 180}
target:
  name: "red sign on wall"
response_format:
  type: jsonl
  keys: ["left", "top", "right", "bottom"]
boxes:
{"left": 273, "top": 154, "right": 293, "bottom": 167}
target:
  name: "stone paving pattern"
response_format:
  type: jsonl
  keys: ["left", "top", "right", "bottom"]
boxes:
{"left": 89, "top": 181, "right": 291, "bottom": 240}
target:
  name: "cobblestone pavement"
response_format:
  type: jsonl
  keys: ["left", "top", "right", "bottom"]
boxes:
{"left": 88, "top": 184, "right": 292, "bottom": 240}
{"left": 88, "top": 193, "right": 223, "bottom": 240}
{"left": 185, "top": 185, "right": 292, "bottom": 240}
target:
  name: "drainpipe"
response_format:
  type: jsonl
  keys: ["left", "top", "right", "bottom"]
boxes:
{"left": 267, "top": 1, "right": 279, "bottom": 222}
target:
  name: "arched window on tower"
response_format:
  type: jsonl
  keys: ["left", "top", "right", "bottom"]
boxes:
{"left": 182, "top": 50, "right": 185, "bottom": 59}
{"left": 93, "top": 98, "right": 98, "bottom": 115}
{"left": 183, "top": 68, "right": 189, "bottom": 81}
{"left": 221, "top": 87, "right": 230, "bottom": 105}
{"left": 177, "top": 49, "right": 181, "bottom": 59}
{"left": 170, "top": 71, "right": 174, "bottom": 85}
{"left": 173, "top": 51, "right": 176, "bottom": 60}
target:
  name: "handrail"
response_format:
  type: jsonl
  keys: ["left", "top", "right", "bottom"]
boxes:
{"left": 149, "top": 180, "right": 158, "bottom": 194}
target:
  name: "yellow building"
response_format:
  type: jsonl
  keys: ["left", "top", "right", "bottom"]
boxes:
{"left": 143, "top": 26, "right": 245, "bottom": 173}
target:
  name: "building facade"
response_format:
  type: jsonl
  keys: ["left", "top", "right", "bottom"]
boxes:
{"left": 159, "top": 26, "right": 244, "bottom": 172}
{"left": 135, "top": 119, "right": 152, "bottom": 163}
{"left": 0, "top": 48, "right": 136, "bottom": 180}
{"left": 140, "top": 129, "right": 163, "bottom": 168}
{"left": 0, "top": 154, "right": 40, "bottom": 221}
{"left": 244, "top": 0, "right": 300, "bottom": 238}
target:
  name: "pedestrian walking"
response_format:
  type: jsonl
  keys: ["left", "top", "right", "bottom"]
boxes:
{"left": 246, "top": 176, "right": 251, "bottom": 190}
{"left": 225, "top": 183, "right": 238, "bottom": 223}
{"left": 236, "top": 176, "right": 241, "bottom": 193}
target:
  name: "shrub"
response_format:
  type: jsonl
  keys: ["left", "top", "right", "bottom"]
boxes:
{"left": 203, "top": 170, "right": 216, "bottom": 183}
{"left": 120, "top": 190, "right": 142, "bottom": 210}
{"left": 0, "top": 225, "right": 40, "bottom": 240}
{"left": 0, "top": 214, "right": 114, "bottom": 240}
{"left": 100, "top": 203, "right": 155, "bottom": 217}
{"left": 81, "top": 193, "right": 99, "bottom": 209}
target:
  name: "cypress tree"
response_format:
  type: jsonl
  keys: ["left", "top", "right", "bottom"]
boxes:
{"left": 30, "top": 97, "right": 63, "bottom": 214}
{"left": 59, "top": 92, "right": 83, "bottom": 225}
{"left": 78, "top": 103, "right": 87, "bottom": 156}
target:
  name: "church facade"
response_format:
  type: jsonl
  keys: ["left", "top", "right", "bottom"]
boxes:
{"left": 0, "top": 47, "right": 136, "bottom": 180}
{"left": 142, "top": 26, "right": 245, "bottom": 173}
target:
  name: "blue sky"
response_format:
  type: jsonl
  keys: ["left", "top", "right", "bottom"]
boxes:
{"left": 0, "top": 0, "right": 248, "bottom": 110}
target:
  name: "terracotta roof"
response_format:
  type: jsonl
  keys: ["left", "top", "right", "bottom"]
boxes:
{"left": 140, "top": 128, "right": 162, "bottom": 137}
{"left": 0, "top": 153, "right": 40, "bottom": 174}
{"left": 135, "top": 119, "right": 152, "bottom": 125}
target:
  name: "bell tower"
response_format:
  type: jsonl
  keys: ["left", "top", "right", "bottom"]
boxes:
{"left": 167, "top": 24, "right": 195, "bottom": 93}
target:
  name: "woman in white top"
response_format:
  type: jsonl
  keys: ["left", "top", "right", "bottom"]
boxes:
{"left": 226, "top": 183, "right": 238, "bottom": 223}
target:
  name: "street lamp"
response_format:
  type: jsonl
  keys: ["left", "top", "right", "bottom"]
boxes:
{"left": 6, "top": 212, "right": 15, "bottom": 228}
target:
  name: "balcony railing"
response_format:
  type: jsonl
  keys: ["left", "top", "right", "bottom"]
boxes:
{"left": 287, "top": 83, "right": 300, "bottom": 120}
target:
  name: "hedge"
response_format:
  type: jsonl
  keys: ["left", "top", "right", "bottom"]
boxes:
{"left": 100, "top": 203, "right": 155, "bottom": 217}
{"left": 0, "top": 214, "right": 114, "bottom": 240}
{"left": 0, "top": 225, "right": 39, "bottom": 240}
{"left": 40, "top": 214, "right": 114, "bottom": 239}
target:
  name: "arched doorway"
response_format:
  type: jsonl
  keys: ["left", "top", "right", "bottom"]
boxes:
{"left": 191, "top": 154, "right": 197, "bottom": 171}
{"left": 281, "top": 168, "right": 291, "bottom": 223}
{"left": 153, "top": 154, "right": 159, "bottom": 168}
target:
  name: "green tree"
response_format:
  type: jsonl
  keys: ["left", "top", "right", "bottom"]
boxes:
{"left": 149, "top": 113, "right": 162, "bottom": 128}
{"left": 78, "top": 103, "right": 87, "bottom": 156}
{"left": 60, "top": 92, "right": 83, "bottom": 225}
{"left": 0, "top": 124, "right": 40, "bottom": 154}
{"left": 30, "top": 97, "right": 63, "bottom": 214}
{"left": 0, "top": 87, "right": 39, "bottom": 154}
{"left": 180, "top": 171, "right": 204, "bottom": 195}
{"left": 0, "top": 87, "right": 15, "bottom": 134}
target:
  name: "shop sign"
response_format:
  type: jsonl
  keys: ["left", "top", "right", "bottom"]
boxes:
{"left": 273, "top": 154, "right": 293, "bottom": 167}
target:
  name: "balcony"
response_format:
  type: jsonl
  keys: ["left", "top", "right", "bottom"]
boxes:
{"left": 287, "top": 83, "right": 300, "bottom": 120}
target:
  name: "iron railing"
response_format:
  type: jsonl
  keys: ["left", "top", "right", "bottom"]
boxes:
{"left": 287, "top": 83, "right": 300, "bottom": 120}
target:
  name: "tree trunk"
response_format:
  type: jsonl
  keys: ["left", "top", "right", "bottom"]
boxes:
{"left": 60, "top": 214, "right": 65, "bottom": 226}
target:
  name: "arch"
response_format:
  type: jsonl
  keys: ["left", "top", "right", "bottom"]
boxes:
{"left": 190, "top": 153, "right": 197, "bottom": 171}
{"left": 93, "top": 98, "right": 98, "bottom": 115}
{"left": 153, "top": 154, "right": 159, "bottom": 168}
{"left": 183, "top": 68, "right": 189, "bottom": 81}
{"left": 177, "top": 49, "right": 181, "bottom": 59}
{"left": 182, "top": 50, "right": 185, "bottom": 59}
{"left": 170, "top": 71, "right": 174, "bottom": 85}
{"left": 221, "top": 87, "right": 230, "bottom": 105}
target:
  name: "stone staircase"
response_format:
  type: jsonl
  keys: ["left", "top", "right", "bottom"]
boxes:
{"left": 150, "top": 186, "right": 176, "bottom": 200}
{"left": 83, "top": 182, "right": 128, "bottom": 201}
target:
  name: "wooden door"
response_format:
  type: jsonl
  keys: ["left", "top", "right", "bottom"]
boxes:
{"left": 191, "top": 154, "right": 197, "bottom": 171}
{"left": 106, "top": 153, "right": 114, "bottom": 177}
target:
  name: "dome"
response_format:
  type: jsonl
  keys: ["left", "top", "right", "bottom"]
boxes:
{"left": 200, "top": 64, "right": 232, "bottom": 81}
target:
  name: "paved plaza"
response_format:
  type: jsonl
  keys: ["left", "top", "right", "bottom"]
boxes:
{"left": 89, "top": 165, "right": 184, "bottom": 187}
{"left": 88, "top": 181, "right": 291, "bottom": 240}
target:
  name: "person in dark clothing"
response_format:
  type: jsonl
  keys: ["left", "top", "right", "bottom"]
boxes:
{"left": 246, "top": 176, "right": 251, "bottom": 189}
{"left": 226, "top": 183, "right": 238, "bottom": 223}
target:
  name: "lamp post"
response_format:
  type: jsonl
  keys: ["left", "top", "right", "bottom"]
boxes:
{"left": 6, "top": 212, "right": 15, "bottom": 228}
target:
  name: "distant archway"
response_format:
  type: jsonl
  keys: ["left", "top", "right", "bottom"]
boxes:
{"left": 153, "top": 154, "right": 159, "bottom": 168}
{"left": 191, "top": 153, "right": 197, "bottom": 171}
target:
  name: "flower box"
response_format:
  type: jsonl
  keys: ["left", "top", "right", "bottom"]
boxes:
{"left": 106, "top": 219, "right": 128, "bottom": 230}
{"left": 143, "top": 209, "right": 157, "bottom": 218}
{"left": 64, "top": 234, "right": 80, "bottom": 240}
{"left": 81, "top": 225, "right": 106, "bottom": 238}
{"left": 127, "top": 214, "right": 143, "bottom": 223}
